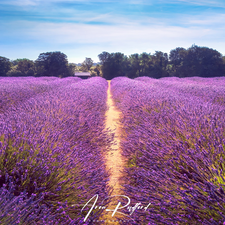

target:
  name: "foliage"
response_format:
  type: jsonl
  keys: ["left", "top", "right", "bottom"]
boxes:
{"left": 97, "top": 45, "right": 224, "bottom": 79}
{"left": 17, "top": 59, "right": 35, "bottom": 76}
{"left": 98, "top": 52, "right": 127, "bottom": 79}
{"left": 169, "top": 45, "right": 224, "bottom": 77}
{"left": 98, "top": 51, "right": 169, "bottom": 79}
{"left": 35, "top": 52, "right": 70, "bottom": 77}
{"left": 90, "top": 64, "right": 102, "bottom": 77}
{"left": 6, "top": 59, "right": 35, "bottom": 77}
{"left": 11, "top": 58, "right": 30, "bottom": 66}
{"left": 1, "top": 44, "right": 225, "bottom": 78}
{"left": 6, "top": 66, "right": 24, "bottom": 77}
{"left": 0, "top": 56, "right": 11, "bottom": 76}
{"left": 80, "top": 58, "right": 93, "bottom": 72}
{"left": 67, "top": 63, "right": 77, "bottom": 76}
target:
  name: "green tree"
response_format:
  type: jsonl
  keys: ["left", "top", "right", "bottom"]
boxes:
{"left": 80, "top": 58, "right": 93, "bottom": 72}
{"left": 67, "top": 63, "right": 77, "bottom": 76}
{"left": 149, "top": 51, "right": 169, "bottom": 78}
{"left": 98, "top": 51, "right": 110, "bottom": 64}
{"left": 35, "top": 51, "right": 69, "bottom": 77}
{"left": 222, "top": 56, "right": 225, "bottom": 74}
{"left": 128, "top": 54, "right": 141, "bottom": 78}
{"left": 17, "top": 59, "right": 35, "bottom": 76}
{"left": 169, "top": 45, "right": 224, "bottom": 77}
{"left": 186, "top": 45, "right": 224, "bottom": 77}
{"left": 11, "top": 58, "right": 29, "bottom": 66}
{"left": 139, "top": 52, "right": 151, "bottom": 77}
{"left": 0, "top": 56, "right": 11, "bottom": 76}
{"left": 98, "top": 52, "right": 127, "bottom": 79}
{"left": 7, "top": 58, "right": 35, "bottom": 77}
{"left": 222, "top": 56, "right": 225, "bottom": 64}
{"left": 169, "top": 47, "right": 187, "bottom": 77}
{"left": 90, "top": 64, "right": 102, "bottom": 77}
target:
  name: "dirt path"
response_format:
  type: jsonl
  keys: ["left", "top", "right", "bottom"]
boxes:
{"left": 100, "top": 80, "right": 125, "bottom": 224}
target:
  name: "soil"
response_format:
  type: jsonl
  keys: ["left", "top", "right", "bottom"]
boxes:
{"left": 100, "top": 80, "right": 126, "bottom": 224}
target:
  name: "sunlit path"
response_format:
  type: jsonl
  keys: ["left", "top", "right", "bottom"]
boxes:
{"left": 100, "top": 80, "right": 125, "bottom": 224}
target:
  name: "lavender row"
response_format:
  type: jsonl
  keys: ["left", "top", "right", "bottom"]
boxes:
{"left": 111, "top": 77, "right": 225, "bottom": 224}
{"left": 0, "top": 76, "right": 82, "bottom": 112}
{"left": 0, "top": 77, "right": 111, "bottom": 224}
{"left": 136, "top": 76, "right": 225, "bottom": 106}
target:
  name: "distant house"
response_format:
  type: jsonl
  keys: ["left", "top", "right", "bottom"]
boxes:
{"left": 74, "top": 72, "right": 91, "bottom": 79}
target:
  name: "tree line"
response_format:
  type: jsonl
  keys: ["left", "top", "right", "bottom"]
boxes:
{"left": 0, "top": 52, "right": 76, "bottom": 78}
{"left": 0, "top": 45, "right": 225, "bottom": 79}
{"left": 0, "top": 51, "right": 99, "bottom": 78}
{"left": 98, "top": 45, "right": 225, "bottom": 79}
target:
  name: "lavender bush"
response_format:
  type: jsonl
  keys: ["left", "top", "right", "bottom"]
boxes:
{"left": 111, "top": 76, "right": 225, "bottom": 224}
{"left": 0, "top": 77, "right": 111, "bottom": 224}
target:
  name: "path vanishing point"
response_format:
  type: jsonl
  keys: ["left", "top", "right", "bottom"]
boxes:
{"left": 100, "top": 80, "right": 125, "bottom": 224}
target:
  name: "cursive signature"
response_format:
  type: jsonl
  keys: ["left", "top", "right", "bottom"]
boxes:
{"left": 81, "top": 194, "right": 151, "bottom": 222}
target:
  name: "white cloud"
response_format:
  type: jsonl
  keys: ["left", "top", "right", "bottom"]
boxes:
{"left": 185, "top": 13, "right": 225, "bottom": 26}
{"left": 1, "top": 0, "right": 225, "bottom": 62}
{"left": 4, "top": 18, "right": 216, "bottom": 47}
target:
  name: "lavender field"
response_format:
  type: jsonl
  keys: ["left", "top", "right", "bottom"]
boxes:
{"left": 111, "top": 76, "right": 225, "bottom": 224}
{"left": 0, "top": 76, "right": 225, "bottom": 224}
{"left": 0, "top": 77, "right": 111, "bottom": 224}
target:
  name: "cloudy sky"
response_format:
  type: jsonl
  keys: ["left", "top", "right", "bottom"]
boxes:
{"left": 0, "top": 0, "right": 225, "bottom": 63}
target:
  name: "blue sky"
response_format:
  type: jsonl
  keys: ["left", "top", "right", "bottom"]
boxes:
{"left": 0, "top": 0, "right": 225, "bottom": 63}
